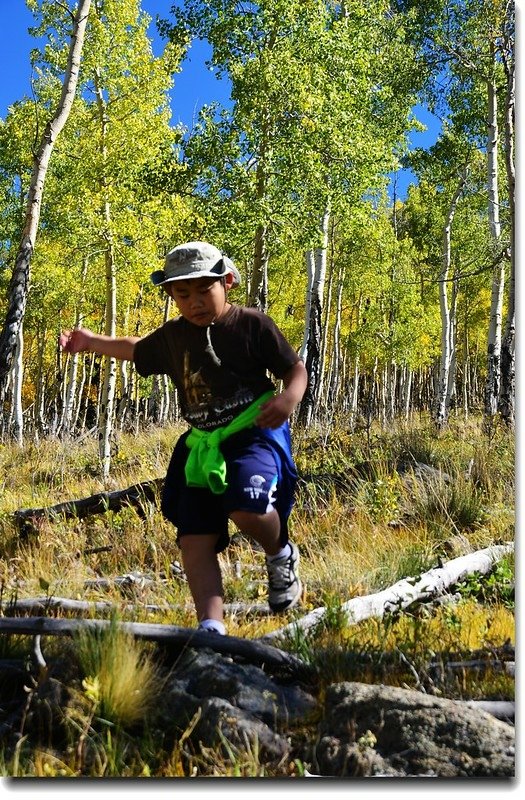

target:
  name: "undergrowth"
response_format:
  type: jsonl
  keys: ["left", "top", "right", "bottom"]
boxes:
{"left": 0, "top": 413, "right": 515, "bottom": 777}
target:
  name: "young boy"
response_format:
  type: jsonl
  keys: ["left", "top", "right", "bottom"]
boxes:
{"left": 60, "top": 241, "right": 307, "bottom": 635}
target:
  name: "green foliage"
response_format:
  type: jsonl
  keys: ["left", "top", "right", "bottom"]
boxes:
{"left": 359, "top": 475, "right": 402, "bottom": 523}
{"left": 0, "top": 0, "right": 508, "bottom": 429}
{"left": 456, "top": 556, "right": 514, "bottom": 609}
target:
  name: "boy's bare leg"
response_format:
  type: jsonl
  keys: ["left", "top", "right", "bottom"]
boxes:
{"left": 229, "top": 509, "right": 281, "bottom": 555}
{"left": 179, "top": 534, "right": 224, "bottom": 624}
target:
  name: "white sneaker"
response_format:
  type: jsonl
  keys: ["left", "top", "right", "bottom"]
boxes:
{"left": 198, "top": 621, "right": 226, "bottom": 635}
{"left": 266, "top": 542, "right": 302, "bottom": 613}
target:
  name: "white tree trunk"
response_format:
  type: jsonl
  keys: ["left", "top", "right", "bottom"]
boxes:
{"left": 326, "top": 266, "right": 344, "bottom": 408}
{"left": 0, "top": 0, "right": 92, "bottom": 397}
{"left": 499, "top": 28, "right": 515, "bottom": 426}
{"left": 318, "top": 241, "right": 334, "bottom": 409}
{"left": 159, "top": 294, "right": 172, "bottom": 424}
{"left": 299, "top": 250, "right": 314, "bottom": 361}
{"left": 99, "top": 247, "right": 118, "bottom": 480}
{"left": 484, "top": 65, "right": 505, "bottom": 418}
{"left": 10, "top": 324, "right": 24, "bottom": 445}
{"left": 298, "top": 206, "right": 330, "bottom": 426}
{"left": 61, "top": 255, "right": 88, "bottom": 435}
{"left": 435, "top": 172, "right": 466, "bottom": 428}
{"left": 94, "top": 68, "right": 117, "bottom": 480}
{"left": 402, "top": 365, "right": 412, "bottom": 421}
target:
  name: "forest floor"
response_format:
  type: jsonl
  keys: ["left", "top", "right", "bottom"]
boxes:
{"left": 0, "top": 413, "right": 515, "bottom": 777}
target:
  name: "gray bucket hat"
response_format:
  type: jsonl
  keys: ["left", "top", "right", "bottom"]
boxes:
{"left": 150, "top": 241, "right": 241, "bottom": 288}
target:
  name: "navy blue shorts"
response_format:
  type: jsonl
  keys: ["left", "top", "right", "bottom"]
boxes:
{"left": 161, "top": 428, "right": 293, "bottom": 552}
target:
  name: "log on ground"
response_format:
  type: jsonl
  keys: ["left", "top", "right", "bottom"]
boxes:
{"left": 0, "top": 616, "right": 313, "bottom": 679}
{"left": 261, "top": 543, "right": 514, "bottom": 643}
{"left": 13, "top": 478, "right": 164, "bottom": 535}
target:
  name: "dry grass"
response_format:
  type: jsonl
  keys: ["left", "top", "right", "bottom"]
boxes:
{"left": 0, "top": 415, "right": 515, "bottom": 776}
{"left": 0, "top": 415, "right": 515, "bottom": 630}
{"left": 74, "top": 621, "right": 165, "bottom": 727}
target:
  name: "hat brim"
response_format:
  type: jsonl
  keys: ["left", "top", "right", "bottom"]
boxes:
{"left": 150, "top": 264, "right": 241, "bottom": 288}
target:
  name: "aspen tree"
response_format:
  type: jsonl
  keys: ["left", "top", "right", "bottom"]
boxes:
{"left": 0, "top": 0, "right": 92, "bottom": 435}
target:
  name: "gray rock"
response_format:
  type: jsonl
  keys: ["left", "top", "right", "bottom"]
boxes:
{"left": 315, "top": 682, "right": 515, "bottom": 778}
{"left": 174, "top": 647, "right": 316, "bottom": 726}
{"left": 190, "top": 696, "right": 291, "bottom": 763}
{"left": 155, "top": 648, "right": 315, "bottom": 767}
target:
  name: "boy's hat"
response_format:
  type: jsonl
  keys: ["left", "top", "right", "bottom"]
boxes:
{"left": 151, "top": 241, "right": 241, "bottom": 287}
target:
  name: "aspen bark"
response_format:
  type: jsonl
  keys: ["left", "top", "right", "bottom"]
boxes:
{"left": 160, "top": 294, "right": 172, "bottom": 424}
{"left": 498, "top": 23, "right": 515, "bottom": 426}
{"left": 402, "top": 365, "right": 412, "bottom": 421}
{"left": 318, "top": 237, "right": 335, "bottom": 410}
{"left": 327, "top": 265, "right": 344, "bottom": 408}
{"left": 94, "top": 67, "right": 117, "bottom": 480}
{"left": 298, "top": 206, "right": 330, "bottom": 426}
{"left": 61, "top": 256, "right": 88, "bottom": 435}
{"left": 299, "top": 250, "right": 314, "bottom": 361}
{"left": 435, "top": 172, "right": 466, "bottom": 428}
{"left": 484, "top": 62, "right": 505, "bottom": 419}
{"left": 10, "top": 325, "right": 24, "bottom": 445}
{"left": 0, "top": 0, "right": 92, "bottom": 404}
{"left": 249, "top": 120, "right": 270, "bottom": 311}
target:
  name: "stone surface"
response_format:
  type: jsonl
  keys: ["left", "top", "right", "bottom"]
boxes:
{"left": 157, "top": 647, "right": 316, "bottom": 765}
{"left": 315, "top": 681, "right": 515, "bottom": 777}
{"left": 154, "top": 650, "right": 514, "bottom": 777}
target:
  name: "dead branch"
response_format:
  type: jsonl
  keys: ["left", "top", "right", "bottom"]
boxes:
{"left": 0, "top": 616, "right": 313, "bottom": 679}
{"left": 1, "top": 595, "right": 271, "bottom": 618}
{"left": 464, "top": 700, "right": 515, "bottom": 723}
{"left": 260, "top": 543, "right": 514, "bottom": 643}
{"left": 430, "top": 659, "right": 515, "bottom": 677}
{"left": 13, "top": 478, "right": 163, "bottom": 535}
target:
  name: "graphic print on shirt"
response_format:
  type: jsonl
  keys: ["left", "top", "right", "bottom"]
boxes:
{"left": 183, "top": 350, "right": 212, "bottom": 407}
{"left": 182, "top": 329, "right": 255, "bottom": 429}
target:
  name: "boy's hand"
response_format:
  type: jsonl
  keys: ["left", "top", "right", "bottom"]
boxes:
{"left": 256, "top": 361, "right": 308, "bottom": 429}
{"left": 59, "top": 328, "right": 93, "bottom": 354}
{"left": 256, "top": 392, "right": 296, "bottom": 429}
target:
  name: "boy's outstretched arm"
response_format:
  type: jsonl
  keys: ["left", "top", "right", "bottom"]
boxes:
{"left": 59, "top": 327, "right": 140, "bottom": 362}
{"left": 256, "top": 360, "right": 308, "bottom": 429}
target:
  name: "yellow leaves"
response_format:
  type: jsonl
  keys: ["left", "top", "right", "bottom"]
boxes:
{"left": 300, "top": 116, "right": 317, "bottom": 132}
{"left": 82, "top": 674, "right": 101, "bottom": 706}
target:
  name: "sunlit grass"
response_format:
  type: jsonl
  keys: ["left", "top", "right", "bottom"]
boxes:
{"left": 0, "top": 415, "right": 515, "bottom": 776}
{"left": 74, "top": 620, "right": 164, "bottom": 728}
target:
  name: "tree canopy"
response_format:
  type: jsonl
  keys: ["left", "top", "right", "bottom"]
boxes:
{"left": 0, "top": 0, "right": 515, "bottom": 458}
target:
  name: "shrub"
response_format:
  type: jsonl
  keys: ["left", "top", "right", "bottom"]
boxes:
{"left": 74, "top": 620, "right": 163, "bottom": 728}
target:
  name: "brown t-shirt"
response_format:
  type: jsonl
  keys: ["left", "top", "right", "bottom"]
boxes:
{"left": 134, "top": 305, "right": 300, "bottom": 430}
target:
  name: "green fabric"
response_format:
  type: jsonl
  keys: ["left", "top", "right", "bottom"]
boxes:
{"left": 184, "top": 390, "right": 275, "bottom": 494}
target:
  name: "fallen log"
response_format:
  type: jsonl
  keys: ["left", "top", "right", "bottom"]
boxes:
{"left": 12, "top": 470, "right": 334, "bottom": 535}
{"left": 0, "top": 616, "right": 313, "bottom": 679}
{"left": 261, "top": 543, "right": 514, "bottom": 643}
{"left": 1, "top": 595, "right": 271, "bottom": 618}
{"left": 465, "top": 700, "right": 515, "bottom": 723}
{"left": 13, "top": 478, "right": 164, "bottom": 535}
{"left": 429, "top": 659, "right": 515, "bottom": 677}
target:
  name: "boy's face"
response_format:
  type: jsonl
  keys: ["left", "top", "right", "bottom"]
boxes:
{"left": 166, "top": 273, "right": 233, "bottom": 326}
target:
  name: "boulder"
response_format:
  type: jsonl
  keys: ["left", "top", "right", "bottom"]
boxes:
{"left": 157, "top": 648, "right": 316, "bottom": 766}
{"left": 315, "top": 682, "right": 515, "bottom": 777}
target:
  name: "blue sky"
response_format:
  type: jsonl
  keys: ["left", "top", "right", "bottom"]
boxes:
{"left": 0, "top": 0, "right": 440, "bottom": 199}
{"left": 0, "top": 0, "right": 230, "bottom": 127}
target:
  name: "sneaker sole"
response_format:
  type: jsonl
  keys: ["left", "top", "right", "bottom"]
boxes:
{"left": 269, "top": 579, "right": 303, "bottom": 613}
